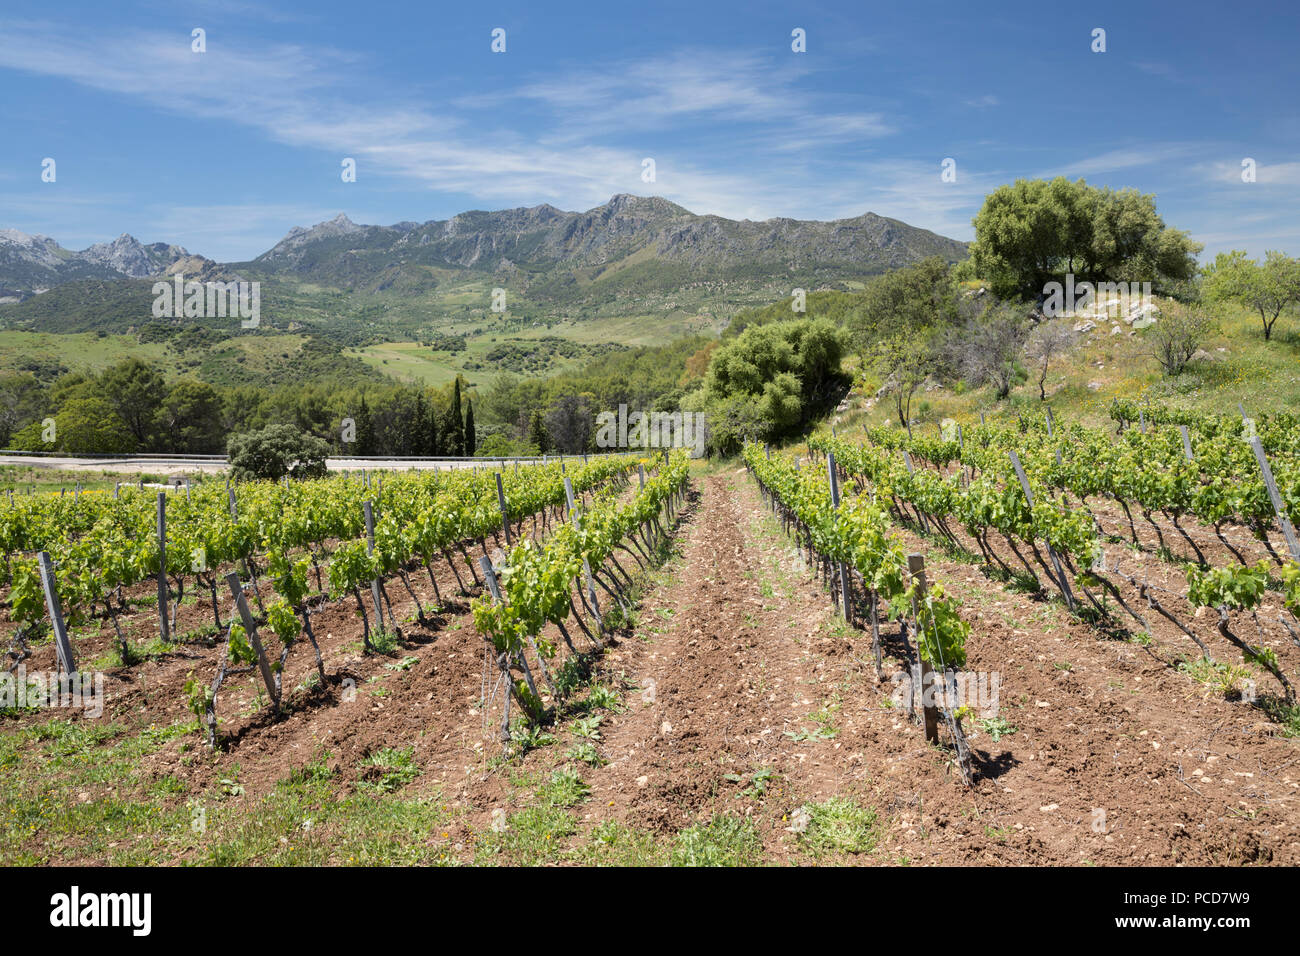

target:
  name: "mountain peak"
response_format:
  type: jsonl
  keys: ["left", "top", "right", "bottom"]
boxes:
{"left": 0, "top": 227, "right": 192, "bottom": 297}
{"left": 0, "top": 227, "right": 57, "bottom": 248}
{"left": 268, "top": 212, "right": 371, "bottom": 254}
{"left": 78, "top": 233, "right": 188, "bottom": 278}
{"left": 596, "top": 193, "right": 690, "bottom": 217}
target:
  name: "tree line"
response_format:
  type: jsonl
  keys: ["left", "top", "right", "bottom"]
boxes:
{"left": 0, "top": 360, "right": 478, "bottom": 458}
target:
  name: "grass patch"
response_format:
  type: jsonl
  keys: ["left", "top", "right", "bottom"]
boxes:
{"left": 670, "top": 814, "right": 764, "bottom": 867}
{"left": 798, "top": 798, "right": 882, "bottom": 855}
{"left": 566, "top": 741, "right": 607, "bottom": 767}
{"left": 357, "top": 747, "right": 420, "bottom": 793}
{"left": 575, "top": 820, "right": 666, "bottom": 866}
{"left": 473, "top": 805, "right": 577, "bottom": 865}
{"left": 1177, "top": 656, "right": 1253, "bottom": 698}
{"left": 537, "top": 767, "right": 590, "bottom": 808}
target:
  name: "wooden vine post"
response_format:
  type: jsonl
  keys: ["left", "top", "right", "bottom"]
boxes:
{"left": 1008, "top": 450, "right": 1075, "bottom": 610}
{"left": 227, "top": 486, "right": 250, "bottom": 582}
{"left": 563, "top": 475, "right": 577, "bottom": 520}
{"left": 1179, "top": 425, "right": 1193, "bottom": 461}
{"left": 1249, "top": 437, "right": 1300, "bottom": 561}
{"left": 156, "top": 492, "right": 170, "bottom": 643}
{"left": 478, "top": 555, "right": 545, "bottom": 741}
{"left": 495, "top": 472, "right": 513, "bottom": 546}
{"left": 477, "top": 556, "right": 513, "bottom": 742}
{"left": 902, "top": 450, "right": 929, "bottom": 533}
{"left": 561, "top": 474, "right": 600, "bottom": 623}
{"left": 907, "top": 553, "right": 939, "bottom": 744}
{"left": 584, "top": 562, "right": 601, "bottom": 628}
{"left": 826, "top": 452, "right": 852, "bottom": 622}
{"left": 37, "top": 551, "right": 77, "bottom": 674}
{"left": 224, "top": 572, "right": 278, "bottom": 712}
{"left": 362, "top": 500, "right": 386, "bottom": 629}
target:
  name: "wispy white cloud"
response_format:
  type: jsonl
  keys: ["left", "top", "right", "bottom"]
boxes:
{"left": 1200, "top": 159, "right": 1300, "bottom": 186}
{"left": 1037, "top": 144, "right": 1204, "bottom": 181}
{"left": 0, "top": 20, "right": 921, "bottom": 256}
{"left": 509, "top": 51, "right": 804, "bottom": 126}
{"left": 475, "top": 49, "right": 893, "bottom": 150}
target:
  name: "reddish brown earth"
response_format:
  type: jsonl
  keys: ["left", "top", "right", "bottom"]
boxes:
{"left": 3, "top": 465, "right": 1298, "bottom": 865}
{"left": 565, "top": 469, "right": 1300, "bottom": 864}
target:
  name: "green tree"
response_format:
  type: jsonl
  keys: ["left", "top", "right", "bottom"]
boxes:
{"left": 425, "top": 397, "right": 442, "bottom": 456}
{"left": 868, "top": 331, "right": 934, "bottom": 427}
{"left": 939, "top": 300, "right": 1030, "bottom": 400}
{"left": 846, "top": 256, "right": 957, "bottom": 348}
{"left": 443, "top": 378, "right": 465, "bottom": 456}
{"left": 703, "top": 318, "right": 848, "bottom": 453}
{"left": 99, "top": 358, "right": 166, "bottom": 450}
{"left": 410, "top": 391, "right": 429, "bottom": 456}
{"left": 970, "top": 177, "right": 1200, "bottom": 299}
{"left": 0, "top": 372, "right": 45, "bottom": 448}
{"left": 526, "top": 409, "right": 551, "bottom": 454}
{"left": 1147, "top": 302, "right": 1216, "bottom": 376}
{"left": 227, "top": 424, "right": 330, "bottom": 482}
{"left": 54, "top": 396, "right": 136, "bottom": 454}
{"left": 161, "top": 379, "right": 225, "bottom": 453}
{"left": 1203, "top": 250, "right": 1300, "bottom": 341}
{"left": 545, "top": 393, "right": 594, "bottom": 454}
{"left": 464, "top": 399, "right": 476, "bottom": 456}
{"left": 353, "top": 394, "right": 376, "bottom": 455}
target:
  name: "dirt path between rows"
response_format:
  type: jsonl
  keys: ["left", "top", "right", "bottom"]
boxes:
{"left": 574, "top": 468, "right": 872, "bottom": 859}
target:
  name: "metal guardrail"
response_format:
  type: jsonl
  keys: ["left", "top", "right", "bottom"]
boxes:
{"left": 0, "top": 450, "right": 621, "bottom": 464}
{"left": 0, "top": 450, "right": 227, "bottom": 460}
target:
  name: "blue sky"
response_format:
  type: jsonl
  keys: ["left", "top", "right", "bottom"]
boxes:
{"left": 2, "top": 0, "right": 1298, "bottom": 262}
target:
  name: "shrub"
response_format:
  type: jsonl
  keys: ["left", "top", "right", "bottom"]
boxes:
{"left": 227, "top": 424, "right": 330, "bottom": 482}
{"left": 1147, "top": 301, "right": 1215, "bottom": 376}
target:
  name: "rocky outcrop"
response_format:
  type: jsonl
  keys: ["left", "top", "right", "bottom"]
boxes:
{"left": 0, "top": 229, "right": 190, "bottom": 298}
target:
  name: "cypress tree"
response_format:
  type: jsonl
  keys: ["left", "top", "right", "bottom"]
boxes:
{"left": 355, "top": 394, "right": 375, "bottom": 456}
{"left": 444, "top": 378, "right": 465, "bottom": 456}
{"left": 464, "top": 399, "right": 476, "bottom": 456}
{"left": 527, "top": 409, "right": 550, "bottom": 454}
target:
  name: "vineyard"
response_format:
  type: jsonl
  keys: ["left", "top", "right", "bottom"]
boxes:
{"left": 2, "top": 408, "right": 1300, "bottom": 866}
{"left": 807, "top": 406, "right": 1300, "bottom": 710}
{"left": 2, "top": 455, "right": 655, "bottom": 742}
